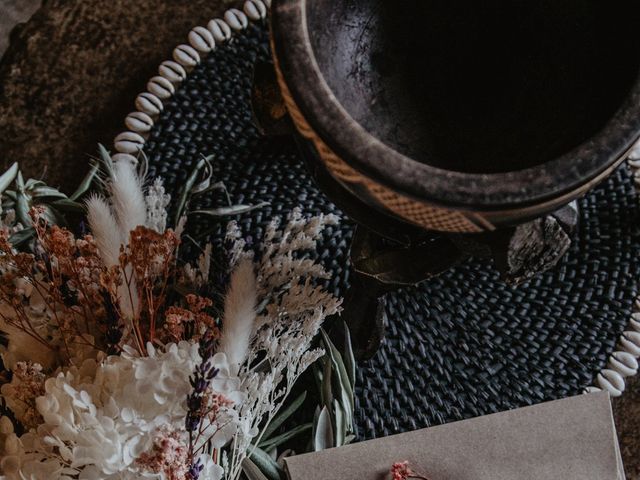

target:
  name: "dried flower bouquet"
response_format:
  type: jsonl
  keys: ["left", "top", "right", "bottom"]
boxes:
{"left": 0, "top": 149, "right": 354, "bottom": 480}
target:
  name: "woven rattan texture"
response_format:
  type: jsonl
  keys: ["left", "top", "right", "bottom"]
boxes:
{"left": 142, "top": 23, "right": 640, "bottom": 440}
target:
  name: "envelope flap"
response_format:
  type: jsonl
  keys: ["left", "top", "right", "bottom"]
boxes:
{"left": 284, "top": 392, "right": 624, "bottom": 480}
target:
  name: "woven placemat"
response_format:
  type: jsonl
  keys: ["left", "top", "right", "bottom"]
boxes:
{"left": 140, "top": 21, "right": 640, "bottom": 440}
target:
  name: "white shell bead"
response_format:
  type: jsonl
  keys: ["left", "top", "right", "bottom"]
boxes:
{"left": 628, "top": 140, "right": 640, "bottom": 160}
{"left": 630, "top": 317, "right": 640, "bottom": 332}
{"left": 147, "top": 76, "right": 175, "bottom": 99}
{"left": 112, "top": 153, "right": 138, "bottom": 166}
{"left": 263, "top": 0, "right": 272, "bottom": 7}
{"left": 628, "top": 157, "right": 640, "bottom": 169}
{"left": 135, "top": 92, "right": 163, "bottom": 116}
{"left": 583, "top": 386, "right": 601, "bottom": 394}
{"left": 114, "top": 131, "right": 145, "bottom": 154}
{"left": 244, "top": 0, "right": 267, "bottom": 20}
{"left": 173, "top": 44, "right": 200, "bottom": 68}
{"left": 207, "top": 18, "right": 232, "bottom": 43}
{"left": 609, "top": 351, "right": 639, "bottom": 377}
{"left": 125, "top": 111, "right": 153, "bottom": 133}
{"left": 224, "top": 8, "right": 249, "bottom": 31}
{"left": 596, "top": 369, "right": 625, "bottom": 396}
{"left": 189, "top": 26, "right": 216, "bottom": 53}
{"left": 620, "top": 331, "right": 640, "bottom": 357}
{"left": 159, "top": 60, "right": 187, "bottom": 83}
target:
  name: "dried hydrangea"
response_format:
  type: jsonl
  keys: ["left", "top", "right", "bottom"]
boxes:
{"left": 1, "top": 342, "right": 240, "bottom": 479}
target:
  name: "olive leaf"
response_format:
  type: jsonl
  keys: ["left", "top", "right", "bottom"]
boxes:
{"left": 0, "top": 163, "right": 18, "bottom": 195}
{"left": 261, "top": 391, "right": 307, "bottom": 442}
{"left": 313, "top": 406, "right": 334, "bottom": 451}
{"left": 248, "top": 446, "right": 285, "bottom": 480}
{"left": 9, "top": 227, "right": 35, "bottom": 247}
{"left": 52, "top": 198, "right": 86, "bottom": 214}
{"left": 343, "top": 322, "right": 356, "bottom": 388}
{"left": 259, "top": 423, "right": 312, "bottom": 452}
{"left": 69, "top": 163, "right": 100, "bottom": 201}
{"left": 15, "top": 172, "right": 31, "bottom": 227}
{"left": 173, "top": 156, "right": 212, "bottom": 226}
{"left": 311, "top": 325, "right": 357, "bottom": 452}
{"left": 189, "top": 202, "right": 269, "bottom": 217}
{"left": 31, "top": 186, "right": 68, "bottom": 201}
{"left": 241, "top": 457, "right": 271, "bottom": 480}
{"left": 333, "top": 399, "right": 345, "bottom": 447}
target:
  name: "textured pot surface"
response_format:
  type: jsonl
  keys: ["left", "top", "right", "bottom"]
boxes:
{"left": 271, "top": 0, "right": 640, "bottom": 233}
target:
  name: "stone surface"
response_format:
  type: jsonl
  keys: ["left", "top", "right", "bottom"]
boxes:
{"left": 0, "top": 0, "right": 40, "bottom": 54}
{"left": 0, "top": 0, "right": 638, "bottom": 477}
{"left": 0, "top": 0, "right": 235, "bottom": 192}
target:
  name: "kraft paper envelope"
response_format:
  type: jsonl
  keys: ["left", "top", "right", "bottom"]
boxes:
{"left": 284, "top": 392, "right": 625, "bottom": 480}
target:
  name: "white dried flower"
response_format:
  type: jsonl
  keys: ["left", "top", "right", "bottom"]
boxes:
{"left": 224, "top": 209, "right": 342, "bottom": 479}
{"left": 219, "top": 258, "right": 257, "bottom": 375}
{"left": 2, "top": 343, "right": 241, "bottom": 480}
{"left": 145, "top": 177, "right": 171, "bottom": 233}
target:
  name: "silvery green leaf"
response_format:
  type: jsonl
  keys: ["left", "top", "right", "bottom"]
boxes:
{"left": 320, "top": 330, "right": 354, "bottom": 418}
{"left": 321, "top": 356, "right": 333, "bottom": 410}
{"left": 4, "top": 190, "right": 16, "bottom": 201}
{"left": 259, "top": 423, "right": 312, "bottom": 451}
{"left": 276, "top": 449, "right": 294, "bottom": 468}
{"left": 24, "top": 179, "right": 46, "bottom": 190}
{"left": 9, "top": 227, "right": 35, "bottom": 247}
{"left": 52, "top": 198, "right": 85, "bottom": 213}
{"left": 241, "top": 457, "right": 271, "bottom": 480}
{"left": 189, "top": 202, "right": 269, "bottom": 217}
{"left": 0, "top": 163, "right": 18, "bottom": 195}
{"left": 313, "top": 364, "right": 323, "bottom": 396}
{"left": 262, "top": 391, "right": 307, "bottom": 442}
{"left": 333, "top": 399, "right": 345, "bottom": 447}
{"left": 343, "top": 322, "right": 356, "bottom": 389}
{"left": 69, "top": 163, "right": 100, "bottom": 201}
{"left": 310, "top": 406, "right": 320, "bottom": 449}
{"left": 196, "top": 180, "right": 227, "bottom": 196}
{"left": 314, "top": 406, "right": 334, "bottom": 451}
{"left": 15, "top": 171, "right": 24, "bottom": 189}
{"left": 42, "top": 206, "right": 65, "bottom": 226}
{"left": 15, "top": 183, "right": 30, "bottom": 227}
{"left": 190, "top": 155, "right": 214, "bottom": 194}
{"left": 31, "top": 186, "right": 67, "bottom": 200}
{"left": 173, "top": 157, "right": 208, "bottom": 225}
{"left": 98, "top": 144, "right": 115, "bottom": 177}
{"left": 248, "top": 446, "right": 284, "bottom": 480}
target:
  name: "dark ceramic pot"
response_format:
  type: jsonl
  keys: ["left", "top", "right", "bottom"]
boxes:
{"left": 265, "top": 0, "right": 640, "bottom": 356}
{"left": 270, "top": 0, "right": 640, "bottom": 240}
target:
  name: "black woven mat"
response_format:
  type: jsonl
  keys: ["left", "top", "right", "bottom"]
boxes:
{"left": 142, "top": 22, "right": 640, "bottom": 440}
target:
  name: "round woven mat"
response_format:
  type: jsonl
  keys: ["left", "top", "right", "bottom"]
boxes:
{"left": 142, "top": 23, "right": 640, "bottom": 440}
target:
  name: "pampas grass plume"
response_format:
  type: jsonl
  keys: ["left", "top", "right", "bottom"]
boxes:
{"left": 110, "top": 159, "right": 147, "bottom": 242}
{"left": 86, "top": 195, "right": 121, "bottom": 266}
{"left": 220, "top": 257, "right": 257, "bottom": 374}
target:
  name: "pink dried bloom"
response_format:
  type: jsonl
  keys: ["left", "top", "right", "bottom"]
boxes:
{"left": 390, "top": 461, "right": 430, "bottom": 480}
{"left": 136, "top": 425, "right": 190, "bottom": 480}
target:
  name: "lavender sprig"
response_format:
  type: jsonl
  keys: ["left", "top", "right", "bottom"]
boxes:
{"left": 186, "top": 330, "right": 219, "bottom": 479}
{"left": 101, "top": 290, "right": 122, "bottom": 355}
